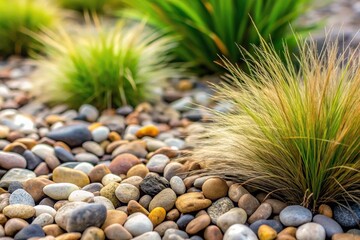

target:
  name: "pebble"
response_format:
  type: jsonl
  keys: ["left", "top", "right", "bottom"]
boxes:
{"left": 318, "top": 204, "right": 333, "bottom": 218}
{"left": 140, "top": 174, "right": 170, "bottom": 196}
{"left": 73, "top": 162, "right": 94, "bottom": 174}
{"left": 163, "top": 229, "right": 189, "bottom": 240}
{"left": 8, "top": 181, "right": 23, "bottom": 193}
{"left": 14, "top": 224, "right": 45, "bottom": 240}
{"left": 132, "top": 231, "right": 161, "bottom": 240}
{"left": 127, "top": 200, "right": 149, "bottom": 216}
{"left": 56, "top": 232, "right": 81, "bottom": 239}
{"left": 228, "top": 183, "right": 249, "bottom": 202}
{"left": 296, "top": 222, "right": 326, "bottom": 240}
{"left": 217, "top": 208, "right": 247, "bottom": 232}
{"left": 177, "top": 214, "right": 195, "bottom": 230}
{"left": 223, "top": 224, "right": 258, "bottom": 240}
{"left": 9, "top": 189, "right": 35, "bottom": 206}
{"left": 42, "top": 224, "right": 64, "bottom": 237}
{"left": 79, "top": 104, "right": 99, "bottom": 122}
{"left": 204, "top": 225, "right": 223, "bottom": 240}
{"left": 207, "top": 197, "right": 234, "bottom": 224}
{"left": 332, "top": 233, "right": 360, "bottom": 240}
{"left": 93, "top": 196, "right": 115, "bottom": 210}
{"left": 0, "top": 168, "right": 36, "bottom": 187}
{"left": 22, "top": 150, "right": 42, "bottom": 170}
{"left": 89, "top": 164, "right": 111, "bottom": 183}
{"left": 258, "top": 224, "right": 277, "bottom": 240}
{"left": 146, "top": 139, "right": 167, "bottom": 152}
{"left": 92, "top": 126, "right": 110, "bottom": 143}
{"left": 279, "top": 205, "right": 312, "bottom": 227}
{"left": 264, "top": 199, "right": 287, "bottom": 214}
{"left": 334, "top": 204, "right": 360, "bottom": 228}
{"left": 238, "top": 194, "right": 260, "bottom": 216}
{"left": 66, "top": 203, "right": 107, "bottom": 232}
{"left": 104, "top": 223, "right": 132, "bottom": 240}
{"left": 68, "top": 190, "right": 94, "bottom": 202}
{"left": 75, "top": 152, "right": 99, "bottom": 164}
{"left": 82, "top": 141, "right": 104, "bottom": 156}
{"left": 127, "top": 164, "right": 149, "bottom": 178}
{"left": 0, "top": 151, "right": 27, "bottom": 169}
{"left": 176, "top": 192, "right": 212, "bottom": 213}
{"left": 3, "top": 204, "right": 35, "bottom": 219}
{"left": 248, "top": 202, "right": 272, "bottom": 224}
{"left": 148, "top": 207, "right": 166, "bottom": 226}
{"left": 135, "top": 125, "right": 159, "bottom": 138}
{"left": 54, "top": 202, "right": 86, "bottom": 230}
{"left": 154, "top": 221, "right": 178, "bottom": 236}
{"left": 83, "top": 182, "right": 103, "bottom": 193}
{"left": 4, "top": 218, "right": 29, "bottom": 236}
{"left": 34, "top": 205, "right": 57, "bottom": 217}
{"left": 202, "top": 177, "right": 229, "bottom": 200}
{"left": 82, "top": 226, "right": 105, "bottom": 240}
{"left": 100, "top": 182, "right": 120, "bottom": 207}
{"left": 43, "top": 183, "right": 79, "bottom": 200}
{"left": 313, "top": 214, "right": 343, "bottom": 238}
{"left": 115, "top": 183, "right": 140, "bottom": 203}
{"left": 46, "top": 124, "right": 92, "bottom": 147}
{"left": 250, "top": 219, "right": 284, "bottom": 233}
{"left": 109, "top": 153, "right": 141, "bottom": 175}
{"left": 170, "top": 176, "right": 186, "bottom": 195}
{"left": 186, "top": 214, "right": 211, "bottom": 235}
{"left": 163, "top": 162, "right": 184, "bottom": 180}
{"left": 147, "top": 154, "right": 170, "bottom": 173}
{"left": 52, "top": 166, "right": 90, "bottom": 187}
{"left": 164, "top": 138, "right": 185, "bottom": 149}
{"left": 102, "top": 209, "right": 128, "bottom": 229}
{"left": 149, "top": 188, "right": 177, "bottom": 211}
{"left": 54, "top": 146, "right": 75, "bottom": 162}
{"left": 32, "top": 213, "right": 54, "bottom": 226}
{"left": 124, "top": 212, "right": 154, "bottom": 237}
{"left": 31, "top": 144, "right": 55, "bottom": 160}
{"left": 23, "top": 177, "right": 53, "bottom": 202}
{"left": 101, "top": 173, "right": 121, "bottom": 186}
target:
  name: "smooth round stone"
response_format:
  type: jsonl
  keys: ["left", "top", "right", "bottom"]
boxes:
{"left": 102, "top": 173, "right": 122, "bottom": 185}
{"left": 34, "top": 205, "right": 56, "bottom": 217}
{"left": 0, "top": 151, "right": 26, "bottom": 169}
{"left": 82, "top": 226, "right": 105, "bottom": 240}
{"left": 74, "top": 162, "right": 94, "bottom": 174}
{"left": 264, "top": 199, "right": 287, "bottom": 215}
{"left": 135, "top": 125, "right": 159, "bottom": 138}
{"left": 313, "top": 214, "right": 343, "bottom": 238}
{"left": 163, "top": 162, "right": 184, "bottom": 181}
{"left": 127, "top": 164, "right": 149, "bottom": 178}
{"left": 32, "top": 213, "right": 54, "bottom": 226}
{"left": 112, "top": 141, "right": 148, "bottom": 158}
{"left": 250, "top": 219, "right": 283, "bottom": 234}
{"left": 296, "top": 222, "right": 325, "bottom": 240}
{"left": 52, "top": 166, "right": 90, "bottom": 187}
{"left": 100, "top": 182, "right": 120, "bottom": 207}
{"left": 14, "top": 224, "right": 45, "bottom": 240}
{"left": 46, "top": 125, "right": 92, "bottom": 147}
{"left": 109, "top": 153, "right": 141, "bottom": 175}
{"left": 163, "top": 229, "right": 189, "bottom": 240}
{"left": 140, "top": 174, "right": 170, "bottom": 196}
{"left": 177, "top": 214, "right": 195, "bottom": 230}
{"left": 334, "top": 204, "right": 360, "bottom": 228}
{"left": 248, "top": 202, "right": 272, "bottom": 224}
{"left": 54, "top": 146, "right": 75, "bottom": 162}
{"left": 202, "top": 178, "right": 229, "bottom": 200}
{"left": 258, "top": 225, "right": 277, "bottom": 240}
{"left": 124, "top": 213, "right": 153, "bottom": 237}
{"left": 4, "top": 218, "right": 29, "bottom": 236}
{"left": 121, "top": 176, "right": 142, "bottom": 188}
{"left": 0, "top": 168, "right": 36, "bottom": 188}
{"left": 238, "top": 194, "right": 260, "bottom": 216}
{"left": 175, "top": 192, "right": 212, "bottom": 213}
{"left": 154, "top": 221, "right": 178, "bottom": 236}
{"left": 23, "top": 177, "right": 53, "bottom": 202}
{"left": 116, "top": 105, "right": 133, "bottom": 116}
{"left": 31, "top": 144, "right": 55, "bottom": 160}
{"left": 170, "top": 96, "right": 193, "bottom": 112}
{"left": 149, "top": 188, "right": 177, "bottom": 211}
{"left": 66, "top": 203, "right": 107, "bottom": 232}
{"left": 318, "top": 204, "right": 333, "bottom": 218}
{"left": 9, "top": 189, "right": 35, "bottom": 206}
{"left": 204, "top": 225, "right": 223, "bottom": 240}
{"left": 186, "top": 214, "right": 211, "bottom": 235}
{"left": 133, "top": 231, "right": 161, "bottom": 240}
{"left": 3, "top": 204, "right": 35, "bottom": 219}
{"left": 75, "top": 152, "right": 99, "bottom": 164}
{"left": 79, "top": 104, "right": 99, "bottom": 122}
{"left": 146, "top": 139, "right": 167, "bottom": 152}
{"left": 89, "top": 164, "right": 111, "bottom": 183}
{"left": 93, "top": 196, "right": 115, "bottom": 210}
{"left": 82, "top": 141, "right": 104, "bottom": 157}
{"left": 8, "top": 181, "right": 23, "bottom": 193}
{"left": 68, "top": 190, "right": 94, "bottom": 202}
{"left": 164, "top": 138, "right": 185, "bottom": 150}
{"left": 170, "top": 176, "right": 186, "bottom": 195}
{"left": 115, "top": 183, "right": 140, "bottom": 203}
{"left": 279, "top": 205, "right": 312, "bottom": 227}
{"left": 83, "top": 183, "right": 103, "bottom": 193}
{"left": 207, "top": 197, "right": 234, "bottom": 224}
{"left": 102, "top": 209, "right": 128, "bottom": 229}
{"left": 104, "top": 223, "right": 132, "bottom": 240}
{"left": 92, "top": 126, "right": 110, "bottom": 143}
{"left": 224, "top": 224, "right": 257, "bottom": 240}
{"left": 217, "top": 208, "right": 247, "bottom": 232}
{"left": 23, "top": 150, "right": 42, "bottom": 170}
{"left": 43, "top": 183, "right": 79, "bottom": 200}
{"left": 127, "top": 200, "right": 150, "bottom": 216}
{"left": 228, "top": 184, "right": 249, "bottom": 202}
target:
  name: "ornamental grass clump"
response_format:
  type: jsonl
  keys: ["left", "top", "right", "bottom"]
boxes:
{"left": 57, "top": 0, "right": 121, "bottom": 14}
{"left": 121, "top": 0, "right": 312, "bottom": 73}
{"left": 0, "top": 0, "right": 60, "bottom": 57}
{"left": 188, "top": 38, "right": 360, "bottom": 211}
{"left": 32, "top": 20, "right": 184, "bottom": 109}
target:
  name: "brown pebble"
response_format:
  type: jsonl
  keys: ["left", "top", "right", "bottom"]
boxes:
{"left": 126, "top": 164, "right": 149, "bottom": 178}
{"left": 248, "top": 202, "right": 272, "bottom": 224}
{"left": 204, "top": 225, "right": 223, "bottom": 240}
{"left": 0, "top": 213, "right": 7, "bottom": 225}
{"left": 332, "top": 233, "right": 360, "bottom": 240}
{"left": 4, "top": 218, "right": 29, "bottom": 236}
{"left": 276, "top": 235, "right": 296, "bottom": 240}
{"left": 43, "top": 224, "right": 64, "bottom": 237}
{"left": 88, "top": 122, "right": 102, "bottom": 131}
{"left": 166, "top": 209, "right": 180, "bottom": 221}
{"left": 100, "top": 182, "right": 120, "bottom": 207}
{"left": 54, "top": 200, "right": 69, "bottom": 211}
{"left": 127, "top": 200, "right": 149, "bottom": 216}
{"left": 104, "top": 223, "right": 132, "bottom": 240}
{"left": 278, "top": 227, "right": 297, "bottom": 237}
{"left": 238, "top": 193, "right": 260, "bottom": 216}
{"left": 88, "top": 164, "right": 111, "bottom": 183}
{"left": 139, "top": 195, "right": 152, "bottom": 209}
{"left": 264, "top": 199, "right": 287, "bottom": 214}
{"left": 45, "top": 115, "right": 65, "bottom": 125}
{"left": 318, "top": 204, "right": 333, "bottom": 218}
{"left": 34, "top": 162, "right": 50, "bottom": 176}
{"left": 15, "top": 138, "right": 37, "bottom": 150}
{"left": 202, "top": 177, "right": 228, "bottom": 200}
{"left": 3, "top": 142, "right": 27, "bottom": 154}
{"left": 109, "top": 153, "right": 141, "bottom": 175}
{"left": 228, "top": 183, "right": 249, "bottom": 202}
{"left": 258, "top": 224, "right": 277, "bottom": 240}
{"left": 183, "top": 175, "right": 199, "bottom": 189}
{"left": 176, "top": 192, "right": 212, "bottom": 213}
{"left": 186, "top": 214, "right": 211, "bottom": 235}
{"left": 81, "top": 226, "right": 105, "bottom": 240}
{"left": 152, "top": 147, "right": 178, "bottom": 158}
{"left": 55, "top": 232, "right": 81, "bottom": 240}
{"left": 44, "top": 155, "right": 60, "bottom": 170}
{"left": 101, "top": 210, "right": 128, "bottom": 230}
{"left": 108, "top": 132, "right": 121, "bottom": 142}
{"left": 154, "top": 221, "right": 178, "bottom": 236}
{"left": 23, "top": 177, "right": 54, "bottom": 202}
{"left": 106, "top": 140, "right": 128, "bottom": 153}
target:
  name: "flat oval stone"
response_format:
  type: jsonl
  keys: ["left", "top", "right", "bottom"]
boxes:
{"left": 32, "top": 213, "right": 54, "bottom": 226}
{"left": 89, "top": 164, "right": 111, "bottom": 183}
{"left": 223, "top": 224, "right": 257, "bottom": 240}
{"left": 133, "top": 231, "right": 161, "bottom": 240}
{"left": 334, "top": 204, "right": 360, "bottom": 228}
{"left": 14, "top": 224, "right": 45, "bottom": 240}
{"left": 313, "top": 214, "right": 343, "bottom": 238}
{"left": 66, "top": 203, "right": 107, "bottom": 232}
{"left": 186, "top": 214, "right": 211, "bottom": 235}
{"left": 104, "top": 223, "right": 132, "bottom": 240}
{"left": 52, "top": 166, "right": 90, "bottom": 187}
{"left": 83, "top": 141, "right": 104, "bottom": 157}
{"left": 170, "top": 176, "right": 186, "bottom": 195}
{"left": 0, "top": 168, "right": 36, "bottom": 188}
{"left": 248, "top": 202, "right": 272, "bottom": 224}
{"left": 22, "top": 150, "right": 42, "bottom": 170}
{"left": 207, "top": 197, "right": 234, "bottom": 224}
{"left": 296, "top": 222, "right": 325, "bottom": 240}
{"left": 149, "top": 188, "right": 177, "bottom": 211}
{"left": 249, "top": 219, "right": 283, "bottom": 233}
{"left": 46, "top": 125, "right": 92, "bottom": 147}
{"left": 43, "top": 183, "right": 79, "bottom": 200}
{"left": 175, "top": 192, "right": 212, "bottom": 213}
{"left": 238, "top": 194, "right": 259, "bottom": 216}
{"left": 140, "top": 174, "right": 170, "bottom": 197}
{"left": 115, "top": 183, "right": 140, "bottom": 203}
{"left": 3, "top": 204, "right": 35, "bottom": 219}
{"left": 4, "top": 218, "right": 29, "bottom": 236}
{"left": 146, "top": 154, "right": 170, "bottom": 173}
{"left": 31, "top": 144, "right": 55, "bottom": 160}
{"left": 54, "top": 146, "right": 75, "bottom": 162}
{"left": 148, "top": 207, "right": 166, "bottom": 227}
{"left": 217, "top": 208, "right": 247, "bottom": 232}
{"left": 34, "top": 205, "right": 56, "bottom": 217}
{"left": 9, "top": 189, "right": 35, "bottom": 206}
{"left": 73, "top": 162, "right": 94, "bottom": 174}
{"left": 102, "top": 209, "right": 128, "bottom": 229}
{"left": 75, "top": 152, "right": 99, "bottom": 164}
{"left": 279, "top": 205, "right": 312, "bottom": 227}
{"left": 109, "top": 153, "right": 141, "bottom": 175}
{"left": 102, "top": 173, "right": 122, "bottom": 186}
{"left": 0, "top": 151, "right": 26, "bottom": 169}
{"left": 202, "top": 178, "right": 228, "bottom": 200}
{"left": 82, "top": 226, "right": 105, "bottom": 240}
{"left": 68, "top": 190, "right": 94, "bottom": 202}
{"left": 124, "top": 212, "right": 153, "bottom": 237}
{"left": 92, "top": 126, "right": 110, "bottom": 143}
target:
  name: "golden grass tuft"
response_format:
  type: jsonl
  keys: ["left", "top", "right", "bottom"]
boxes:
{"left": 188, "top": 37, "right": 360, "bottom": 210}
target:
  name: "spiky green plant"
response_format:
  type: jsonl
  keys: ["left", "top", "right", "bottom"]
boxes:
{"left": 120, "top": 0, "right": 313, "bottom": 73}
{"left": 32, "top": 20, "right": 185, "bottom": 109}
{"left": 188, "top": 38, "right": 360, "bottom": 210}
{"left": 0, "top": 0, "right": 60, "bottom": 57}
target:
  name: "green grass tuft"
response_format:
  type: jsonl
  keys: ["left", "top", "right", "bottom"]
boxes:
{"left": 120, "top": 0, "right": 313, "bottom": 74}
{"left": 32, "top": 20, "right": 185, "bottom": 109}
{"left": 0, "top": 0, "right": 60, "bottom": 57}
{"left": 188, "top": 37, "right": 360, "bottom": 210}
{"left": 57, "top": 0, "right": 122, "bottom": 14}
